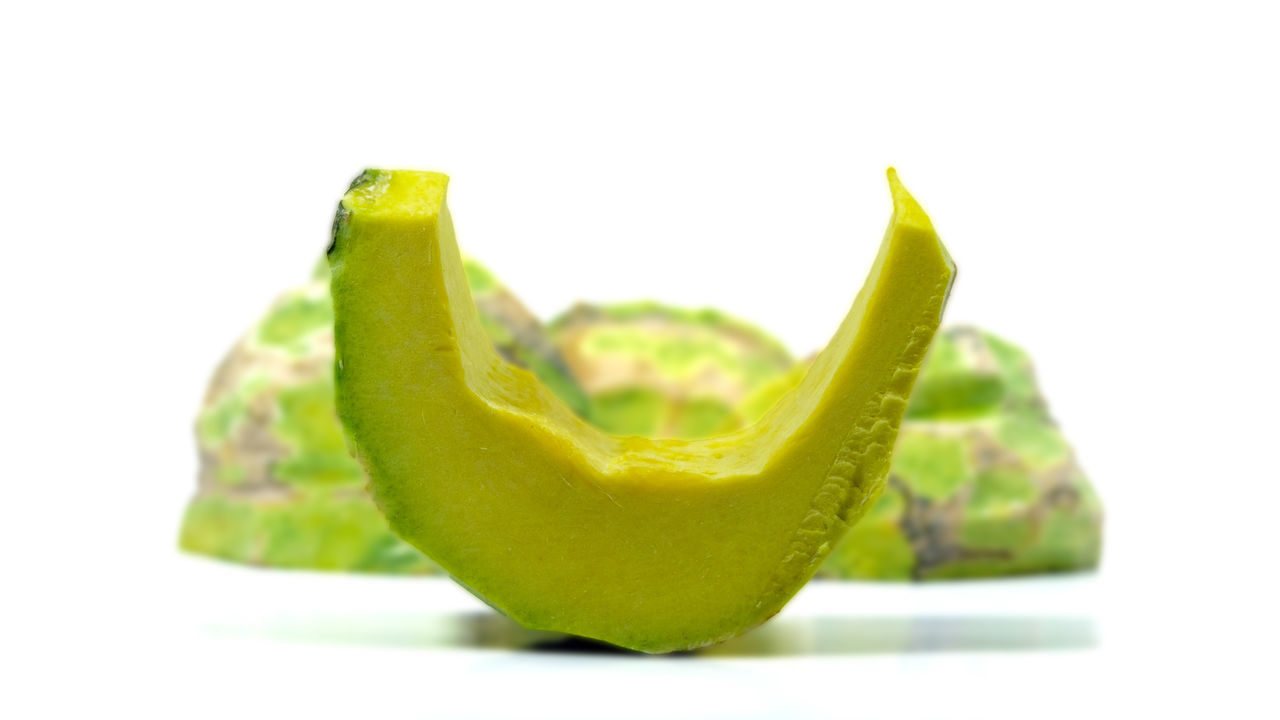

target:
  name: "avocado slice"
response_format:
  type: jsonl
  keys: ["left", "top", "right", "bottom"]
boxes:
{"left": 327, "top": 169, "right": 955, "bottom": 652}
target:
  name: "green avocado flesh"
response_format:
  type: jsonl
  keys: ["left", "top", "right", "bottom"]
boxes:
{"left": 323, "top": 169, "right": 952, "bottom": 651}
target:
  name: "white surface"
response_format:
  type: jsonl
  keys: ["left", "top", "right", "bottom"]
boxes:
{"left": 3, "top": 1, "right": 1279, "bottom": 718}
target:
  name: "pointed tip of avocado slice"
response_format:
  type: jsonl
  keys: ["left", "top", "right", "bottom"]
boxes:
{"left": 886, "top": 167, "right": 929, "bottom": 228}
{"left": 887, "top": 167, "right": 956, "bottom": 290}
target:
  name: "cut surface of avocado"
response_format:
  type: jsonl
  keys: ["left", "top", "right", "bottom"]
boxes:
{"left": 328, "top": 169, "right": 955, "bottom": 652}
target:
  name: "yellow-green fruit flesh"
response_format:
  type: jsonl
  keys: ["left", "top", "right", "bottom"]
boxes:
{"left": 328, "top": 169, "right": 954, "bottom": 652}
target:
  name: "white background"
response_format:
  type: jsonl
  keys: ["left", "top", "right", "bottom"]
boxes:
{"left": 3, "top": 1, "right": 1278, "bottom": 718}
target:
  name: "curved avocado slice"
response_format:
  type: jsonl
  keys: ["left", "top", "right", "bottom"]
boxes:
{"left": 328, "top": 169, "right": 955, "bottom": 652}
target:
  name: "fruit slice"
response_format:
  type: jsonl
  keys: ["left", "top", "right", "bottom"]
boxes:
{"left": 328, "top": 168, "right": 955, "bottom": 652}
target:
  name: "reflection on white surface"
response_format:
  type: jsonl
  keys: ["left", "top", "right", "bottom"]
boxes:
{"left": 189, "top": 559, "right": 1098, "bottom": 656}
{"left": 223, "top": 611, "right": 1094, "bottom": 656}
{"left": 39, "top": 558, "right": 1148, "bottom": 719}
{"left": 703, "top": 615, "right": 1094, "bottom": 655}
